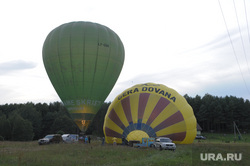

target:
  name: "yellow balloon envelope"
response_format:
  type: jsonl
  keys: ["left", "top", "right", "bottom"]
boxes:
{"left": 103, "top": 83, "right": 197, "bottom": 144}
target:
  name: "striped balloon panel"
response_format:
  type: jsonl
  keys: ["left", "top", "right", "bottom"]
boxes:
{"left": 104, "top": 92, "right": 186, "bottom": 142}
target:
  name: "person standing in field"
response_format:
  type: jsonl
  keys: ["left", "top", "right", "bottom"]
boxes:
{"left": 102, "top": 137, "right": 105, "bottom": 145}
{"left": 112, "top": 137, "right": 117, "bottom": 146}
{"left": 88, "top": 136, "right": 91, "bottom": 144}
{"left": 85, "top": 136, "right": 88, "bottom": 144}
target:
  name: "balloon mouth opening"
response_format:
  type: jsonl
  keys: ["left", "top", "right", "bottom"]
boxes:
{"left": 74, "top": 120, "right": 91, "bottom": 132}
{"left": 126, "top": 130, "right": 149, "bottom": 143}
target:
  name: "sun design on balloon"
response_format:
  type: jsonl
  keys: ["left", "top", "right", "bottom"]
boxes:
{"left": 103, "top": 83, "right": 197, "bottom": 144}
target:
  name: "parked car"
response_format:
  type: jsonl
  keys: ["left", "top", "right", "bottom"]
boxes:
{"left": 62, "top": 134, "right": 79, "bottom": 143}
{"left": 153, "top": 137, "right": 176, "bottom": 151}
{"left": 195, "top": 135, "right": 206, "bottom": 140}
{"left": 38, "top": 134, "right": 62, "bottom": 145}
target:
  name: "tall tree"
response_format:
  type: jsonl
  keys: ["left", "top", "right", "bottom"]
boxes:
{"left": 10, "top": 114, "right": 34, "bottom": 141}
{"left": 86, "top": 102, "right": 110, "bottom": 136}
{"left": 18, "top": 103, "right": 42, "bottom": 139}
{"left": 50, "top": 115, "right": 78, "bottom": 134}
{"left": 41, "top": 111, "right": 57, "bottom": 136}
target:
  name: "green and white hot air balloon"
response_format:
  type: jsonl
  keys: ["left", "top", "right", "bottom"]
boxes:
{"left": 43, "top": 21, "right": 125, "bottom": 132}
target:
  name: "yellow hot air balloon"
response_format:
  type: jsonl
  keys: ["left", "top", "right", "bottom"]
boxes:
{"left": 103, "top": 83, "right": 197, "bottom": 144}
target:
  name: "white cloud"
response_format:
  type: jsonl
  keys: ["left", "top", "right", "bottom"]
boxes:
{"left": 0, "top": 60, "right": 37, "bottom": 74}
{"left": 0, "top": 0, "right": 250, "bottom": 104}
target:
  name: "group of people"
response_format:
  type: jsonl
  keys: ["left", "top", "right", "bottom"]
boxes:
{"left": 101, "top": 136, "right": 117, "bottom": 146}
{"left": 112, "top": 137, "right": 128, "bottom": 146}
{"left": 79, "top": 136, "right": 127, "bottom": 146}
{"left": 80, "top": 136, "right": 91, "bottom": 144}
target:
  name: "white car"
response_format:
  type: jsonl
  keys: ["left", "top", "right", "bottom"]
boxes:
{"left": 62, "top": 134, "right": 79, "bottom": 143}
{"left": 153, "top": 137, "right": 176, "bottom": 151}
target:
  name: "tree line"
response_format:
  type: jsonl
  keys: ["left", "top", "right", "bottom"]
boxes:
{"left": 0, "top": 94, "right": 249, "bottom": 141}
{"left": 184, "top": 94, "right": 250, "bottom": 133}
{"left": 0, "top": 102, "right": 110, "bottom": 141}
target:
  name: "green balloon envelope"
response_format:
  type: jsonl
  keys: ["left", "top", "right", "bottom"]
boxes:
{"left": 42, "top": 21, "right": 125, "bottom": 131}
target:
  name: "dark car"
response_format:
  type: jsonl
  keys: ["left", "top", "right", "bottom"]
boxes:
{"left": 195, "top": 135, "right": 206, "bottom": 140}
{"left": 38, "top": 134, "right": 62, "bottom": 145}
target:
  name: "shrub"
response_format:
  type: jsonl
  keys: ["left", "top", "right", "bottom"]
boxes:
{"left": 0, "top": 135, "right": 4, "bottom": 141}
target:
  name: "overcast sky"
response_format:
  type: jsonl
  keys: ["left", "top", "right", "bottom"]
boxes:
{"left": 1, "top": 0, "right": 250, "bottom": 104}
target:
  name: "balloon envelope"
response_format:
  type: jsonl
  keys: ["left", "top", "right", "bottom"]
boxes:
{"left": 43, "top": 21, "right": 124, "bottom": 131}
{"left": 103, "top": 83, "right": 197, "bottom": 144}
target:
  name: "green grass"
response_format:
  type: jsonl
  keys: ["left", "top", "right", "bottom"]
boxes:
{"left": 195, "top": 132, "right": 250, "bottom": 143}
{"left": 0, "top": 134, "right": 249, "bottom": 166}
{"left": 0, "top": 141, "right": 192, "bottom": 166}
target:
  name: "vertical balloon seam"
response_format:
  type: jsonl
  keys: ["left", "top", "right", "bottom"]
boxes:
{"left": 84, "top": 22, "right": 90, "bottom": 100}
{"left": 117, "top": 37, "right": 124, "bottom": 74}
{"left": 59, "top": 23, "right": 68, "bottom": 98}
{"left": 49, "top": 28, "right": 64, "bottom": 100}
{"left": 52, "top": 30, "right": 64, "bottom": 99}
{"left": 74, "top": 22, "right": 83, "bottom": 99}
{"left": 101, "top": 27, "right": 116, "bottom": 95}
{"left": 82, "top": 22, "right": 86, "bottom": 101}
{"left": 107, "top": 27, "right": 117, "bottom": 95}
{"left": 99, "top": 25, "right": 111, "bottom": 99}
{"left": 64, "top": 23, "right": 74, "bottom": 100}
{"left": 100, "top": 26, "right": 110, "bottom": 90}
{"left": 57, "top": 24, "right": 68, "bottom": 100}
{"left": 74, "top": 22, "right": 82, "bottom": 99}
{"left": 85, "top": 22, "right": 95, "bottom": 102}
{"left": 69, "top": 22, "right": 77, "bottom": 100}
{"left": 44, "top": 31, "right": 59, "bottom": 98}
{"left": 94, "top": 23, "right": 103, "bottom": 101}
{"left": 89, "top": 23, "right": 99, "bottom": 100}
{"left": 83, "top": 22, "right": 89, "bottom": 99}
{"left": 109, "top": 30, "right": 124, "bottom": 89}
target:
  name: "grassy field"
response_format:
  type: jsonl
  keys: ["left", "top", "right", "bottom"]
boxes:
{"left": 0, "top": 133, "right": 249, "bottom": 166}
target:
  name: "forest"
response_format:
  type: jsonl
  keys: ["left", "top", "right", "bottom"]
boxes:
{"left": 0, "top": 94, "right": 249, "bottom": 141}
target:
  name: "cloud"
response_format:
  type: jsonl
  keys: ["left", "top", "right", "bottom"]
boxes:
{"left": 0, "top": 60, "right": 37, "bottom": 75}
{"left": 106, "top": 58, "right": 250, "bottom": 102}
{"left": 178, "top": 26, "right": 247, "bottom": 58}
